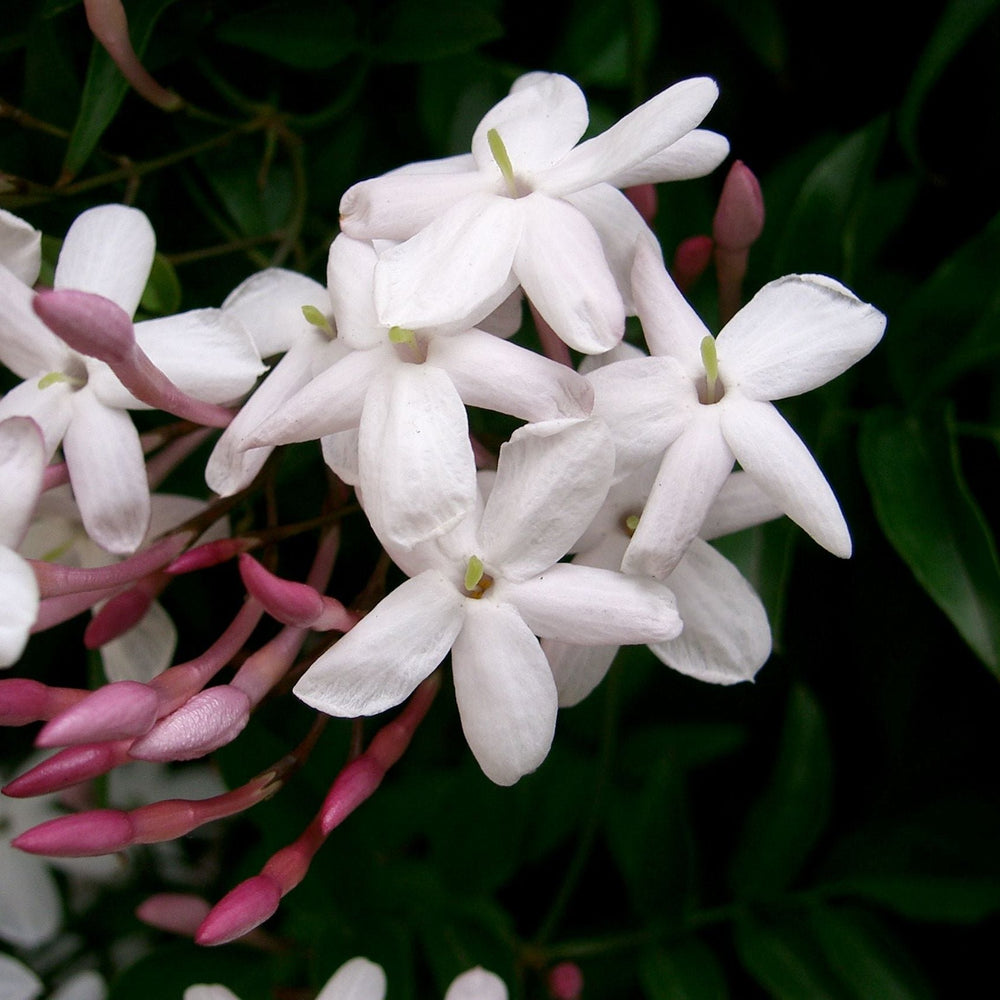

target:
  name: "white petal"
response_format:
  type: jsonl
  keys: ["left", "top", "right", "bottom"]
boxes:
{"left": 537, "top": 77, "right": 721, "bottom": 196}
{"left": 294, "top": 571, "right": 465, "bottom": 717}
{"left": 54, "top": 205, "right": 155, "bottom": 316}
{"left": 0, "top": 846, "right": 61, "bottom": 948}
{"left": 316, "top": 957, "right": 386, "bottom": 1000}
{"left": 0, "top": 378, "right": 73, "bottom": 459}
{"left": 543, "top": 639, "right": 619, "bottom": 708}
{"left": 507, "top": 563, "right": 681, "bottom": 644}
{"left": 622, "top": 411, "right": 734, "bottom": 579}
{"left": 183, "top": 989, "right": 240, "bottom": 1000}
{"left": 0, "top": 953, "right": 43, "bottom": 1000}
{"left": 564, "top": 184, "right": 650, "bottom": 312}
{"left": 63, "top": 390, "right": 149, "bottom": 555}
{"left": 718, "top": 274, "right": 886, "bottom": 400}
{"left": 0, "top": 210, "right": 41, "bottom": 285}
{"left": 0, "top": 265, "right": 73, "bottom": 378}
{"left": 631, "top": 234, "right": 706, "bottom": 365}
{"left": 0, "top": 417, "right": 45, "bottom": 547}
{"left": 651, "top": 538, "right": 771, "bottom": 684}
{"left": 429, "top": 330, "right": 593, "bottom": 420}
{"left": 222, "top": 267, "right": 330, "bottom": 357}
{"left": 608, "top": 128, "right": 730, "bottom": 187}
{"left": 340, "top": 166, "right": 492, "bottom": 242}
{"left": 205, "top": 339, "right": 321, "bottom": 496}
{"left": 100, "top": 599, "right": 176, "bottom": 683}
{"left": 515, "top": 193, "right": 624, "bottom": 354}
{"left": 243, "top": 348, "right": 379, "bottom": 446}
{"left": 358, "top": 364, "right": 476, "bottom": 549}
{"left": 699, "top": 471, "right": 783, "bottom": 539}
{"left": 327, "top": 236, "right": 383, "bottom": 350}
{"left": 321, "top": 428, "right": 360, "bottom": 485}
{"left": 374, "top": 194, "right": 523, "bottom": 331}
{"left": 0, "top": 547, "right": 39, "bottom": 667}
{"left": 720, "top": 398, "right": 851, "bottom": 557}
{"left": 50, "top": 971, "right": 106, "bottom": 1000}
{"left": 587, "top": 355, "right": 696, "bottom": 481}
{"left": 471, "top": 73, "right": 588, "bottom": 175}
{"left": 444, "top": 967, "right": 509, "bottom": 1000}
{"left": 452, "top": 598, "right": 557, "bottom": 786}
{"left": 479, "top": 419, "right": 613, "bottom": 580}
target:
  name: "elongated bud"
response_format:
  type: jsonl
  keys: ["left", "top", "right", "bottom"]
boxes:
{"left": 624, "top": 183, "right": 658, "bottom": 225}
{"left": 548, "top": 963, "right": 584, "bottom": 1000}
{"left": 2, "top": 741, "right": 132, "bottom": 796}
{"left": 0, "top": 678, "right": 87, "bottom": 726}
{"left": 672, "top": 235, "right": 714, "bottom": 293}
{"left": 35, "top": 680, "right": 159, "bottom": 746}
{"left": 136, "top": 894, "right": 212, "bottom": 936}
{"left": 195, "top": 875, "right": 282, "bottom": 946}
{"left": 84, "top": 0, "right": 182, "bottom": 111}
{"left": 33, "top": 289, "right": 235, "bottom": 428}
{"left": 13, "top": 808, "right": 134, "bottom": 857}
{"left": 166, "top": 537, "right": 257, "bottom": 575}
{"left": 238, "top": 555, "right": 356, "bottom": 631}
{"left": 319, "top": 756, "right": 383, "bottom": 834}
{"left": 712, "top": 160, "right": 765, "bottom": 252}
{"left": 84, "top": 574, "right": 165, "bottom": 649}
{"left": 129, "top": 686, "right": 251, "bottom": 762}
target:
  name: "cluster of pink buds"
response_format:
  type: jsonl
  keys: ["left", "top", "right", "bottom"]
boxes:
{"left": 0, "top": 65, "right": 884, "bottom": 975}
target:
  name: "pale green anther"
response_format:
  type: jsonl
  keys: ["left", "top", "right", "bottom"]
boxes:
{"left": 465, "top": 555, "right": 485, "bottom": 592}
{"left": 38, "top": 371, "right": 71, "bottom": 390}
{"left": 700, "top": 335, "right": 719, "bottom": 402}
{"left": 625, "top": 514, "right": 640, "bottom": 535}
{"left": 389, "top": 325, "right": 417, "bottom": 346}
{"left": 301, "top": 304, "right": 333, "bottom": 336}
{"left": 487, "top": 128, "right": 519, "bottom": 198}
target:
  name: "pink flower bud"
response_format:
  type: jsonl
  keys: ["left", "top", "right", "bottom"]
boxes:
{"left": 136, "top": 894, "right": 212, "bottom": 936}
{"left": 548, "top": 962, "right": 584, "bottom": 1000}
{"left": 84, "top": 584, "right": 157, "bottom": 649}
{"left": 166, "top": 538, "right": 255, "bottom": 575}
{"left": 129, "top": 686, "right": 251, "bottom": 762}
{"left": 0, "top": 678, "right": 87, "bottom": 726}
{"left": 320, "top": 756, "right": 384, "bottom": 834}
{"left": 195, "top": 875, "right": 282, "bottom": 946}
{"left": 625, "top": 183, "right": 658, "bottom": 225}
{"left": 671, "top": 235, "right": 714, "bottom": 293}
{"left": 35, "top": 680, "right": 159, "bottom": 747}
{"left": 13, "top": 808, "right": 134, "bottom": 856}
{"left": 712, "top": 160, "right": 765, "bottom": 252}
{"left": 238, "top": 555, "right": 324, "bottom": 628}
{"left": 2, "top": 741, "right": 131, "bottom": 797}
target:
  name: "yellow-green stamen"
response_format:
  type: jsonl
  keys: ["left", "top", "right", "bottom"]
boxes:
{"left": 700, "top": 335, "right": 719, "bottom": 403}
{"left": 38, "top": 371, "right": 76, "bottom": 390}
{"left": 464, "top": 555, "right": 485, "bottom": 592}
{"left": 388, "top": 325, "right": 417, "bottom": 347}
{"left": 487, "top": 128, "right": 519, "bottom": 199}
{"left": 301, "top": 304, "right": 333, "bottom": 337}
{"left": 624, "top": 514, "right": 640, "bottom": 536}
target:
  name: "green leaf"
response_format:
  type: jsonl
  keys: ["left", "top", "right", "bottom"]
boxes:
{"left": 887, "top": 209, "right": 1000, "bottom": 401}
{"left": 639, "top": 939, "right": 729, "bottom": 1000}
{"left": 374, "top": 0, "right": 503, "bottom": 63}
{"left": 859, "top": 407, "right": 1000, "bottom": 674}
{"left": 61, "top": 0, "right": 178, "bottom": 180}
{"left": 734, "top": 911, "right": 849, "bottom": 1000}
{"left": 899, "top": 0, "right": 999, "bottom": 165}
{"left": 809, "top": 905, "right": 935, "bottom": 1000}
{"left": 829, "top": 875, "right": 1000, "bottom": 924}
{"left": 771, "top": 118, "right": 887, "bottom": 281}
{"left": 216, "top": 1, "right": 357, "bottom": 69}
{"left": 709, "top": 0, "right": 787, "bottom": 73}
{"left": 730, "top": 685, "right": 832, "bottom": 899}
{"left": 139, "top": 251, "right": 181, "bottom": 315}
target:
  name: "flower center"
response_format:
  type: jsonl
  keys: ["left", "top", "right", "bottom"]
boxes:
{"left": 622, "top": 513, "right": 641, "bottom": 537}
{"left": 698, "top": 335, "right": 725, "bottom": 404}
{"left": 38, "top": 369, "right": 85, "bottom": 391}
{"left": 388, "top": 326, "right": 427, "bottom": 363}
{"left": 301, "top": 304, "right": 335, "bottom": 340}
{"left": 463, "top": 555, "right": 495, "bottom": 599}
{"left": 487, "top": 128, "right": 522, "bottom": 199}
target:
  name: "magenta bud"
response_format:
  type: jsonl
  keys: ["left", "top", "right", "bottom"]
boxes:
{"left": 136, "top": 893, "right": 212, "bottom": 936}
{"left": 129, "top": 686, "right": 250, "bottom": 762}
{"left": 671, "top": 235, "right": 714, "bottom": 293}
{"left": 166, "top": 538, "right": 254, "bottom": 575}
{"left": 13, "top": 808, "right": 134, "bottom": 857}
{"left": 33, "top": 289, "right": 135, "bottom": 364}
{"left": 712, "top": 160, "right": 765, "bottom": 252}
{"left": 195, "top": 875, "right": 281, "bottom": 946}
{"left": 624, "top": 183, "right": 658, "bottom": 225}
{"left": 320, "top": 756, "right": 384, "bottom": 834}
{"left": 2, "top": 741, "right": 130, "bottom": 797}
{"left": 85, "top": 587, "right": 155, "bottom": 648}
{"left": 238, "top": 555, "right": 324, "bottom": 628}
{"left": 0, "top": 678, "right": 84, "bottom": 726}
{"left": 548, "top": 962, "right": 584, "bottom": 1000}
{"left": 35, "top": 681, "right": 159, "bottom": 746}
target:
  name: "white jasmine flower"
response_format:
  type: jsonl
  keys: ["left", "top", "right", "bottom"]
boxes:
{"left": 340, "top": 73, "right": 728, "bottom": 353}
{"left": 589, "top": 236, "right": 886, "bottom": 579}
{"left": 294, "top": 419, "right": 681, "bottom": 785}
{"left": 0, "top": 206, "right": 263, "bottom": 554}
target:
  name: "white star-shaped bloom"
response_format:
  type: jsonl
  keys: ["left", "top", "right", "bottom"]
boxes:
{"left": 588, "top": 236, "right": 886, "bottom": 580}
{"left": 340, "top": 72, "right": 728, "bottom": 353}
{"left": 244, "top": 235, "right": 593, "bottom": 549}
{"left": 0, "top": 206, "right": 263, "bottom": 554}
{"left": 293, "top": 418, "right": 681, "bottom": 785}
